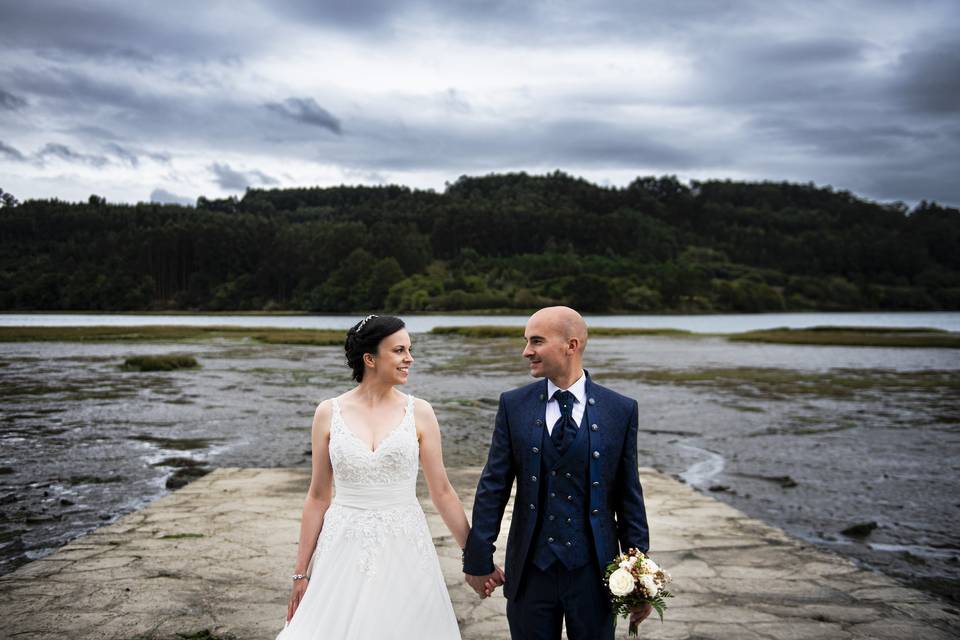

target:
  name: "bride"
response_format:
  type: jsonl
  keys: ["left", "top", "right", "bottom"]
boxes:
{"left": 277, "top": 315, "right": 500, "bottom": 639}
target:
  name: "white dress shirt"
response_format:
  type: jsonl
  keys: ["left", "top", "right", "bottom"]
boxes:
{"left": 545, "top": 371, "right": 586, "bottom": 434}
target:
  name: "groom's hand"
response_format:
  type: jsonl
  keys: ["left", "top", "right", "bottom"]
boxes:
{"left": 629, "top": 602, "right": 653, "bottom": 627}
{"left": 465, "top": 567, "right": 503, "bottom": 599}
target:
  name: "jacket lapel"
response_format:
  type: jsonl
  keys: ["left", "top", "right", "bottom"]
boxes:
{"left": 520, "top": 379, "right": 549, "bottom": 472}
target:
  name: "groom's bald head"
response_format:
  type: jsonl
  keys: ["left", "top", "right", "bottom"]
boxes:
{"left": 528, "top": 306, "right": 588, "bottom": 353}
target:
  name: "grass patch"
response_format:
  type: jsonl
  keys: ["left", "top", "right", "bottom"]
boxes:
{"left": 604, "top": 366, "right": 960, "bottom": 400}
{"left": 729, "top": 326, "right": 960, "bottom": 348}
{"left": 122, "top": 355, "right": 199, "bottom": 371}
{"left": 430, "top": 325, "right": 693, "bottom": 338}
{"left": 174, "top": 631, "right": 236, "bottom": 640}
{"left": 0, "top": 325, "right": 345, "bottom": 345}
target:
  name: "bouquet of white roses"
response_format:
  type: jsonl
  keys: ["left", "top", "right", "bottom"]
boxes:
{"left": 604, "top": 548, "right": 673, "bottom": 636}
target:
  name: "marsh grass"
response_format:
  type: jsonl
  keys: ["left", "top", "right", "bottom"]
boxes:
{"left": 604, "top": 366, "right": 960, "bottom": 400}
{"left": 122, "top": 355, "right": 199, "bottom": 372}
{"left": 0, "top": 325, "right": 345, "bottom": 346}
{"left": 729, "top": 326, "right": 960, "bottom": 348}
{"left": 431, "top": 325, "right": 693, "bottom": 338}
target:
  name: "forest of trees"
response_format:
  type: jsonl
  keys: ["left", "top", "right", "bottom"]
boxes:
{"left": 1, "top": 173, "right": 959, "bottom": 313}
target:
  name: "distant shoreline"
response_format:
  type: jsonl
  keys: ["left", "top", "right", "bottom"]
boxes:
{"left": 2, "top": 323, "right": 958, "bottom": 348}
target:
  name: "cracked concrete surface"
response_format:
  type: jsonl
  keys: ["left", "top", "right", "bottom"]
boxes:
{"left": 0, "top": 467, "right": 957, "bottom": 639}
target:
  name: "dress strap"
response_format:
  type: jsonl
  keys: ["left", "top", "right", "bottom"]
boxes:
{"left": 404, "top": 393, "right": 415, "bottom": 429}
{"left": 330, "top": 397, "right": 343, "bottom": 432}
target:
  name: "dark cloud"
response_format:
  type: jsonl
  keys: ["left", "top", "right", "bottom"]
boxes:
{"left": 7, "top": 66, "right": 158, "bottom": 116}
{"left": 209, "top": 163, "right": 279, "bottom": 192}
{"left": 68, "top": 125, "right": 122, "bottom": 140}
{"left": 265, "top": 98, "right": 342, "bottom": 134}
{"left": 150, "top": 188, "right": 194, "bottom": 206}
{"left": 38, "top": 143, "right": 109, "bottom": 167}
{"left": 747, "top": 115, "right": 935, "bottom": 157}
{"left": 893, "top": 39, "right": 960, "bottom": 114}
{"left": 544, "top": 120, "right": 699, "bottom": 168}
{"left": 341, "top": 115, "right": 702, "bottom": 174}
{"left": 1, "top": 1, "right": 243, "bottom": 63}
{"left": 104, "top": 142, "right": 139, "bottom": 167}
{"left": 0, "top": 140, "right": 27, "bottom": 162}
{"left": 270, "top": 0, "right": 399, "bottom": 30}
{"left": 0, "top": 89, "right": 27, "bottom": 111}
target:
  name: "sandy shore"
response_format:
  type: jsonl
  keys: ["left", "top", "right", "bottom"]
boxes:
{"left": 0, "top": 466, "right": 956, "bottom": 639}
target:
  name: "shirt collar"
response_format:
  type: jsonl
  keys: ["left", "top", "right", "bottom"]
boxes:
{"left": 547, "top": 371, "right": 586, "bottom": 405}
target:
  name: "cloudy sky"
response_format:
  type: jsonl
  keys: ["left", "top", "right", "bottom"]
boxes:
{"left": 1, "top": 0, "right": 958, "bottom": 206}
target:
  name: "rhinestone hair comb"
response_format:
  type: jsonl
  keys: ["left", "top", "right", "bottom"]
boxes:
{"left": 357, "top": 314, "right": 377, "bottom": 331}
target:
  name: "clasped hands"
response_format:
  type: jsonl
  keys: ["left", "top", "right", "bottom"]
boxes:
{"left": 464, "top": 566, "right": 505, "bottom": 598}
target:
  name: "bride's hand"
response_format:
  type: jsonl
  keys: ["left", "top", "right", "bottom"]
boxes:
{"left": 287, "top": 579, "right": 309, "bottom": 622}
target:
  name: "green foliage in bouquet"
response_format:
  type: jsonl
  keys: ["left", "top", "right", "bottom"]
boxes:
{"left": 604, "top": 549, "right": 674, "bottom": 635}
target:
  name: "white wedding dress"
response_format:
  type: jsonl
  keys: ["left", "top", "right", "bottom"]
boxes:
{"left": 276, "top": 393, "right": 461, "bottom": 639}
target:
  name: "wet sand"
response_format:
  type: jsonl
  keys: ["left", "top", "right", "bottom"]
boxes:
{"left": 1, "top": 332, "right": 958, "bottom": 605}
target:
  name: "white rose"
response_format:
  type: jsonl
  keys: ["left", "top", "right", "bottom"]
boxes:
{"left": 639, "top": 558, "right": 659, "bottom": 574}
{"left": 640, "top": 574, "right": 658, "bottom": 597}
{"left": 608, "top": 568, "right": 636, "bottom": 597}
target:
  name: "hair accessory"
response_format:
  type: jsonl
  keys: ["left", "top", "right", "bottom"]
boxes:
{"left": 357, "top": 314, "right": 377, "bottom": 331}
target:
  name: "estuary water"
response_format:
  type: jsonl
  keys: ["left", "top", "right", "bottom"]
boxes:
{"left": 3, "top": 310, "right": 960, "bottom": 333}
{"left": 0, "top": 318, "right": 958, "bottom": 606}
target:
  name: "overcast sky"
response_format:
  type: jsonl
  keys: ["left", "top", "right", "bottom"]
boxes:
{"left": 1, "top": 0, "right": 958, "bottom": 206}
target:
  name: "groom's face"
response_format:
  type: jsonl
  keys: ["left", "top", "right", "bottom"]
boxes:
{"left": 522, "top": 316, "right": 570, "bottom": 381}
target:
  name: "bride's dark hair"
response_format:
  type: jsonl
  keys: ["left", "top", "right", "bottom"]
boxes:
{"left": 344, "top": 314, "right": 406, "bottom": 382}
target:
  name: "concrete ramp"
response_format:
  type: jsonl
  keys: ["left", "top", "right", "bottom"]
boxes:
{"left": 0, "top": 467, "right": 955, "bottom": 639}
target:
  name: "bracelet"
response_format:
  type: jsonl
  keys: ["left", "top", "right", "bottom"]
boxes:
{"left": 291, "top": 573, "right": 308, "bottom": 581}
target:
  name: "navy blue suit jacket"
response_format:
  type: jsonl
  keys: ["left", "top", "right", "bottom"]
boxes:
{"left": 463, "top": 373, "right": 649, "bottom": 600}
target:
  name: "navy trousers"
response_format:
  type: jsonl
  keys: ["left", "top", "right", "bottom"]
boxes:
{"left": 506, "top": 561, "right": 614, "bottom": 640}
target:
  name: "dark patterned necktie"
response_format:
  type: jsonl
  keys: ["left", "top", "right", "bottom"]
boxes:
{"left": 551, "top": 390, "right": 578, "bottom": 454}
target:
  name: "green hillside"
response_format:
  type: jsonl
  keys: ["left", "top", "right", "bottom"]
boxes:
{"left": 1, "top": 173, "right": 958, "bottom": 313}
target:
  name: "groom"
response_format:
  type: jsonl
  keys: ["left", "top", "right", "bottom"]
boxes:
{"left": 464, "top": 306, "right": 651, "bottom": 639}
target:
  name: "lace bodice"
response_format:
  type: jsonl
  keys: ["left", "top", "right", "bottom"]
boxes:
{"left": 312, "top": 393, "right": 430, "bottom": 576}
{"left": 328, "top": 393, "right": 420, "bottom": 486}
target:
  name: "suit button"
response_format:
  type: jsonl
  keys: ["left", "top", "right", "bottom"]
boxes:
{"left": 550, "top": 492, "right": 556, "bottom": 498}
{"left": 591, "top": 423, "right": 598, "bottom": 431}
{"left": 592, "top": 481, "right": 600, "bottom": 487}
{"left": 532, "top": 447, "right": 539, "bottom": 454}
{"left": 566, "top": 495, "right": 573, "bottom": 501}
{"left": 592, "top": 451, "right": 600, "bottom": 459}
{"left": 529, "top": 504, "right": 536, "bottom": 510}
{"left": 591, "top": 509, "right": 599, "bottom": 515}
{"left": 548, "top": 515, "right": 555, "bottom": 521}
{"left": 535, "top": 419, "right": 543, "bottom": 426}
{"left": 547, "top": 537, "right": 554, "bottom": 543}
{"left": 551, "top": 471, "right": 557, "bottom": 476}
{"left": 565, "top": 541, "right": 572, "bottom": 547}
{"left": 564, "top": 472, "right": 571, "bottom": 479}
{"left": 588, "top": 398, "right": 595, "bottom": 406}
{"left": 531, "top": 475, "right": 537, "bottom": 482}
{"left": 565, "top": 517, "right": 572, "bottom": 524}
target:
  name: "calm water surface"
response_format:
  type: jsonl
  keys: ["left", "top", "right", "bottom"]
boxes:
{"left": 3, "top": 311, "right": 960, "bottom": 333}
{"left": 1, "top": 330, "right": 958, "bottom": 605}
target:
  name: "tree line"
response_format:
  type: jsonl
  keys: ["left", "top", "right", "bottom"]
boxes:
{"left": 1, "top": 173, "right": 958, "bottom": 313}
